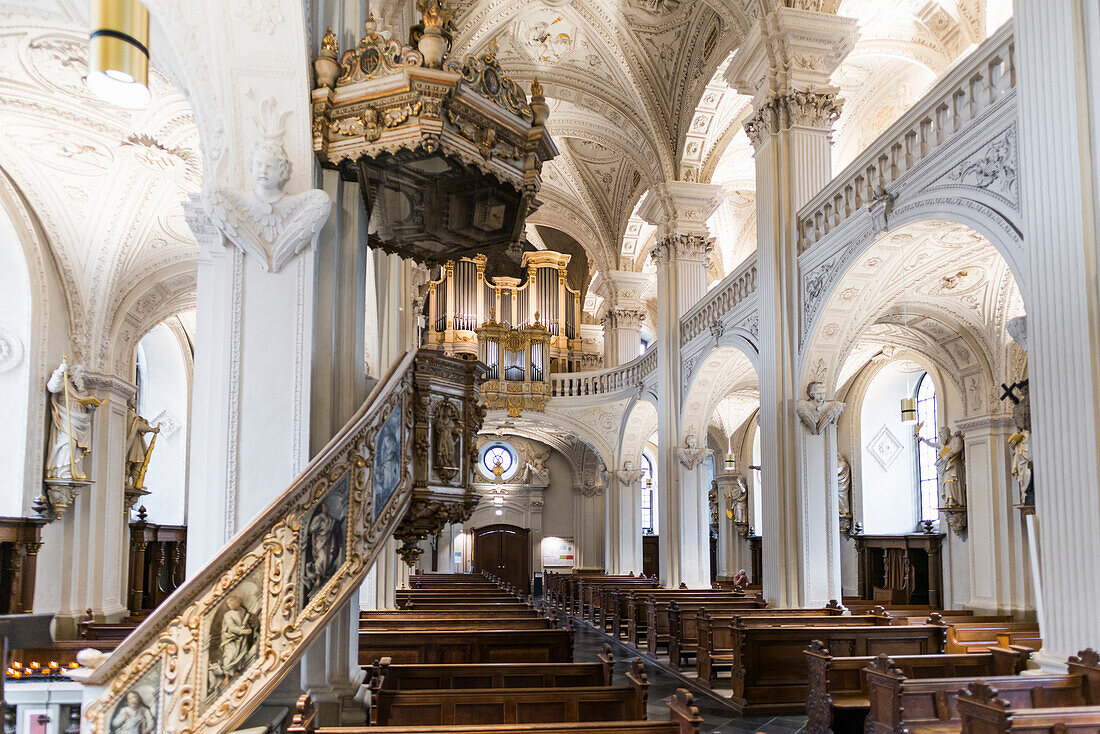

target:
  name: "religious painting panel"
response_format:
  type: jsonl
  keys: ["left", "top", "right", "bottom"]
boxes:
{"left": 200, "top": 561, "right": 264, "bottom": 711}
{"left": 108, "top": 657, "right": 161, "bottom": 734}
{"left": 299, "top": 470, "right": 350, "bottom": 610}
{"left": 372, "top": 404, "right": 402, "bottom": 520}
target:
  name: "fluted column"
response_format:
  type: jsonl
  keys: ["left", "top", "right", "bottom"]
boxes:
{"left": 727, "top": 7, "right": 857, "bottom": 606}
{"left": 639, "top": 182, "right": 722, "bottom": 588}
{"left": 1014, "top": 0, "right": 1100, "bottom": 664}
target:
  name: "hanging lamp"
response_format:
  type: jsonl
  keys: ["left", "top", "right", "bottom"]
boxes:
{"left": 88, "top": 0, "right": 151, "bottom": 108}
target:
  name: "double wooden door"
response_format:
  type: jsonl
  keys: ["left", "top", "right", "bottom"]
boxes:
{"left": 473, "top": 524, "right": 531, "bottom": 594}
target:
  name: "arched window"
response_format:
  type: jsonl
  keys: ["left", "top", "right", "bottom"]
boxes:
{"left": 751, "top": 422, "right": 762, "bottom": 532}
{"left": 640, "top": 453, "right": 657, "bottom": 535}
{"left": 914, "top": 372, "right": 939, "bottom": 523}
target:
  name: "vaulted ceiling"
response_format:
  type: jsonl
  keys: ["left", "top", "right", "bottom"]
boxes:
{"left": 0, "top": 9, "right": 200, "bottom": 369}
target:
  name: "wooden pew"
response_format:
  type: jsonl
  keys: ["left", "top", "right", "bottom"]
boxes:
{"left": 358, "top": 629, "right": 573, "bottom": 666}
{"left": 369, "top": 659, "right": 650, "bottom": 727}
{"left": 865, "top": 649, "right": 1100, "bottom": 734}
{"left": 359, "top": 618, "right": 552, "bottom": 631}
{"left": 289, "top": 688, "right": 704, "bottom": 734}
{"left": 727, "top": 622, "right": 945, "bottom": 714}
{"left": 804, "top": 641, "right": 1031, "bottom": 734}
{"left": 643, "top": 596, "right": 768, "bottom": 657}
{"left": 369, "top": 645, "right": 615, "bottom": 691}
{"left": 361, "top": 610, "right": 541, "bottom": 622}
{"left": 398, "top": 603, "right": 534, "bottom": 616}
{"left": 957, "top": 676, "right": 1100, "bottom": 734}
{"left": 581, "top": 577, "right": 660, "bottom": 625}
{"left": 670, "top": 606, "right": 864, "bottom": 671}
{"left": 695, "top": 606, "right": 848, "bottom": 685}
{"left": 946, "top": 621, "right": 1042, "bottom": 653}
{"left": 615, "top": 589, "right": 764, "bottom": 644}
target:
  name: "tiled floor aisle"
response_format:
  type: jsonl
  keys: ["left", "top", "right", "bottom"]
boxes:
{"left": 572, "top": 622, "right": 808, "bottom": 734}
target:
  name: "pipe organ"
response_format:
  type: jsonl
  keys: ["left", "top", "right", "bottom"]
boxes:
{"left": 426, "top": 251, "right": 597, "bottom": 415}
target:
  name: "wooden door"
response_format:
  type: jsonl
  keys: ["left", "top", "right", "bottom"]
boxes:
{"left": 473, "top": 524, "right": 531, "bottom": 593}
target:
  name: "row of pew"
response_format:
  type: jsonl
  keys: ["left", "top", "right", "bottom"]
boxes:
{"left": 290, "top": 573, "right": 707, "bottom": 734}
{"left": 543, "top": 571, "right": 1097, "bottom": 733}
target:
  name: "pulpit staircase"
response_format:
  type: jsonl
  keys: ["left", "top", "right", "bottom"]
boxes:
{"left": 76, "top": 350, "right": 485, "bottom": 734}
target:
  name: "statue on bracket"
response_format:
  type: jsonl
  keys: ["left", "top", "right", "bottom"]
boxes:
{"left": 39, "top": 358, "right": 103, "bottom": 521}
{"left": 918, "top": 425, "right": 968, "bottom": 535}
{"left": 1005, "top": 379, "right": 1033, "bottom": 508}
{"left": 124, "top": 398, "right": 160, "bottom": 512}
{"left": 796, "top": 381, "right": 845, "bottom": 435}
{"left": 207, "top": 96, "right": 332, "bottom": 273}
{"left": 616, "top": 461, "right": 643, "bottom": 489}
{"left": 724, "top": 472, "right": 749, "bottom": 532}
{"left": 837, "top": 452, "right": 852, "bottom": 534}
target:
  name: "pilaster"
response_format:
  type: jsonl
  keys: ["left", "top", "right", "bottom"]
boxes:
{"left": 38, "top": 373, "right": 135, "bottom": 634}
{"left": 727, "top": 6, "right": 857, "bottom": 606}
{"left": 957, "top": 414, "right": 1034, "bottom": 616}
{"left": 607, "top": 466, "right": 644, "bottom": 574}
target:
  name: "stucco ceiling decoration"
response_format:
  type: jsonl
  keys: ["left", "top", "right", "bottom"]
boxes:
{"left": 806, "top": 220, "right": 1024, "bottom": 408}
{"left": 0, "top": 16, "right": 200, "bottom": 368}
{"left": 449, "top": 0, "right": 750, "bottom": 272}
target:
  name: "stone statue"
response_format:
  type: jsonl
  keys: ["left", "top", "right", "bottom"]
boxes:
{"left": 677, "top": 433, "right": 710, "bottom": 469}
{"left": 45, "top": 359, "right": 102, "bottom": 481}
{"left": 207, "top": 98, "right": 332, "bottom": 273}
{"left": 125, "top": 401, "right": 160, "bottom": 491}
{"left": 522, "top": 448, "right": 551, "bottom": 485}
{"left": 1008, "top": 380, "right": 1033, "bottom": 506}
{"left": 919, "top": 426, "right": 967, "bottom": 507}
{"left": 726, "top": 472, "right": 748, "bottom": 525}
{"left": 796, "top": 381, "right": 845, "bottom": 435}
{"left": 708, "top": 480, "right": 720, "bottom": 528}
{"left": 837, "top": 453, "right": 852, "bottom": 518}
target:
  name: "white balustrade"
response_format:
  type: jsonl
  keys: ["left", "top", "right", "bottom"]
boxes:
{"left": 797, "top": 23, "right": 1016, "bottom": 253}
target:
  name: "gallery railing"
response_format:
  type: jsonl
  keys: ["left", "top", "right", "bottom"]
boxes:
{"left": 548, "top": 347, "right": 657, "bottom": 398}
{"left": 79, "top": 350, "right": 486, "bottom": 734}
{"left": 797, "top": 22, "right": 1016, "bottom": 253}
{"left": 679, "top": 256, "right": 758, "bottom": 347}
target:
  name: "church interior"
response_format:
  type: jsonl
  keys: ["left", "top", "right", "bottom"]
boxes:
{"left": 2, "top": 0, "right": 1099, "bottom": 732}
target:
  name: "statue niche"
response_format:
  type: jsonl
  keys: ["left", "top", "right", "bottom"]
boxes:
{"left": 433, "top": 399, "right": 463, "bottom": 482}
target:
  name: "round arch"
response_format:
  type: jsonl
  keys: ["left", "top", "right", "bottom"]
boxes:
{"left": 681, "top": 344, "right": 759, "bottom": 447}
{"left": 800, "top": 218, "right": 1026, "bottom": 409}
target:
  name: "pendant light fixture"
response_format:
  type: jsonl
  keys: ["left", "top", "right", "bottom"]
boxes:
{"left": 899, "top": 259, "right": 918, "bottom": 424}
{"left": 88, "top": 0, "right": 151, "bottom": 108}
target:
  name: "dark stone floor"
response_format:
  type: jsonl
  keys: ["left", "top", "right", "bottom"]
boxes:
{"left": 572, "top": 621, "right": 808, "bottom": 734}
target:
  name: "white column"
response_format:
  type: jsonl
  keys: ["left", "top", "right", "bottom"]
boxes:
{"left": 607, "top": 467, "right": 643, "bottom": 574}
{"left": 183, "top": 185, "right": 329, "bottom": 573}
{"left": 726, "top": 7, "right": 856, "bottom": 606}
{"left": 676, "top": 451, "right": 713, "bottom": 589}
{"left": 957, "top": 415, "right": 1033, "bottom": 616}
{"left": 593, "top": 270, "right": 654, "bottom": 366}
{"left": 639, "top": 182, "right": 722, "bottom": 588}
{"left": 1014, "top": 0, "right": 1100, "bottom": 665}
{"left": 799, "top": 422, "right": 843, "bottom": 605}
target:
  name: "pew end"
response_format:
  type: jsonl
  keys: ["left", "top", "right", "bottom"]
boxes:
{"left": 598, "top": 643, "right": 615, "bottom": 686}
{"left": 667, "top": 689, "right": 704, "bottom": 734}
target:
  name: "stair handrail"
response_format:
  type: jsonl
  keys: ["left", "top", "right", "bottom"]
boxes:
{"left": 80, "top": 350, "right": 485, "bottom": 734}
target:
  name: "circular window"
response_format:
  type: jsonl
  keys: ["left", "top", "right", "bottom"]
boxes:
{"left": 478, "top": 442, "right": 518, "bottom": 481}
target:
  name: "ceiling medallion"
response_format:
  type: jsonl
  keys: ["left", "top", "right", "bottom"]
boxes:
{"left": 311, "top": 3, "right": 557, "bottom": 267}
